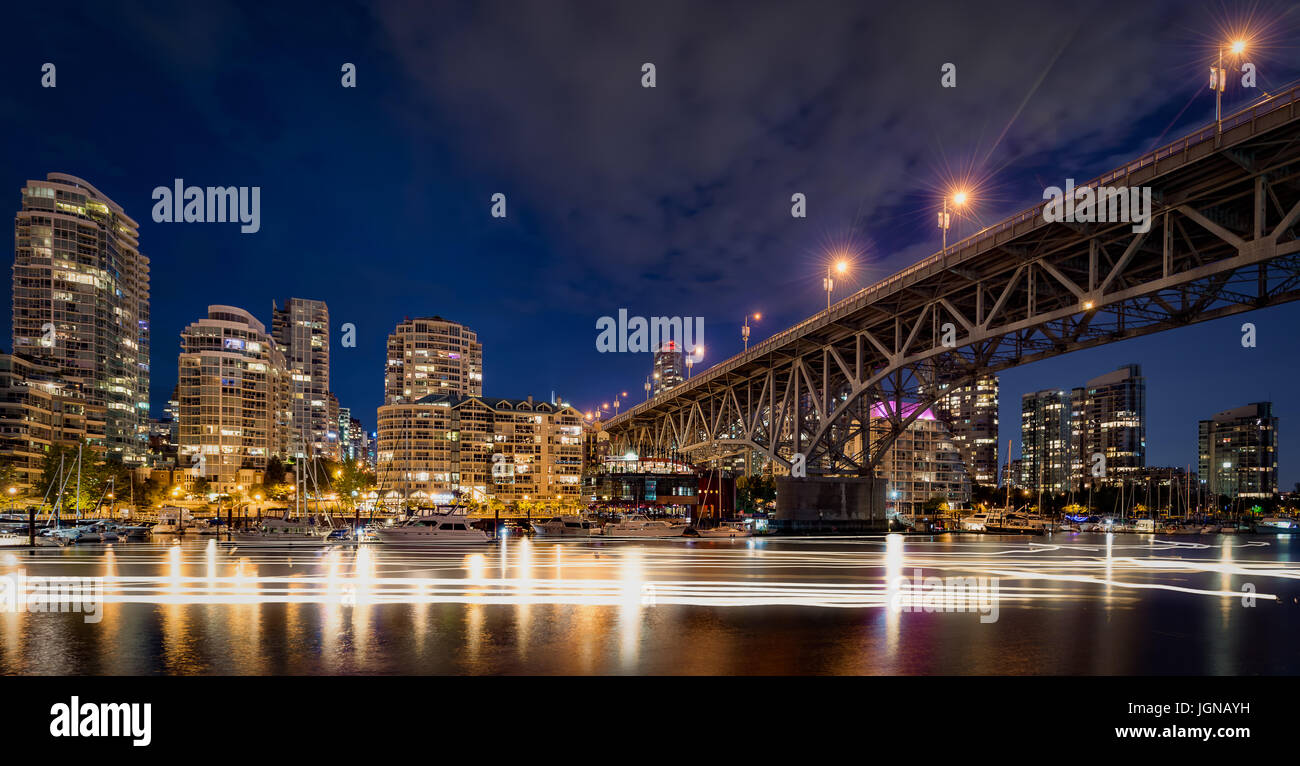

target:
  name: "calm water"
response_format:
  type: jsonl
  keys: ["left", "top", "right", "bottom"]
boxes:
{"left": 1, "top": 533, "right": 1297, "bottom": 675}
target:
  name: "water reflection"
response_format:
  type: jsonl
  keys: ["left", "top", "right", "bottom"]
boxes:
{"left": 0, "top": 534, "right": 1296, "bottom": 675}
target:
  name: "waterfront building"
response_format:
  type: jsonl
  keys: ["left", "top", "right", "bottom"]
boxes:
{"left": 1071, "top": 365, "right": 1146, "bottom": 488}
{"left": 176, "top": 306, "right": 291, "bottom": 493}
{"left": 1020, "top": 389, "right": 1073, "bottom": 491}
{"left": 0, "top": 352, "right": 106, "bottom": 488}
{"left": 1198, "top": 402, "right": 1278, "bottom": 500}
{"left": 582, "top": 454, "right": 698, "bottom": 511}
{"left": 929, "top": 374, "right": 999, "bottom": 486}
{"left": 869, "top": 402, "right": 971, "bottom": 515}
{"left": 272, "top": 298, "right": 333, "bottom": 458}
{"left": 12, "top": 173, "right": 150, "bottom": 464}
{"left": 376, "top": 393, "right": 582, "bottom": 506}
{"left": 383, "top": 316, "right": 482, "bottom": 404}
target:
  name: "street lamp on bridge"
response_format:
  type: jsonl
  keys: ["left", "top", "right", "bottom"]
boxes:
{"left": 939, "top": 189, "right": 969, "bottom": 255}
{"left": 686, "top": 345, "right": 704, "bottom": 378}
{"left": 1212, "top": 38, "right": 1248, "bottom": 137}
{"left": 742, "top": 312, "right": 761, "bottom": 351}
{"left": 824, "top": 260, "right": 849, "bottom": 311}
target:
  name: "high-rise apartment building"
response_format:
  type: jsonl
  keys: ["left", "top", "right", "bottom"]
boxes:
{"left": 272, "top": 298, "right": 331, "bottom": 458}
{"left": 176, "top": 306, "right": 290, "bottom": 493}
{"left": 384, "top": 317, "right": 482, "bottom": 404}
{"left": 0, "top": 352, "right": 106, "bottom": 488}
{"left": 377, "top": 393, "right": 582, "bottom": 506}
{"left": 1070, "top": 365, "right": 1145, "bottom": 488}
{"left": 652, "top": 341, "right": 686, "bottom": 396}
{"left": 1020, "top": 389, "right": 1072, "bottom": 491}
{"left": 1198, "top": 402, "right": 1278, "bottom": 500}
{"left": 929, "top": 374, "right": 999, "bottom": 486}
{"left": 868, "top": 402, "right": 971, "bottom": 515}
{"left": 12, "top": 174, "right": 150, "bottom": 464}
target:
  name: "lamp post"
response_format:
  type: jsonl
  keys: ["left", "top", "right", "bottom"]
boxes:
{"left": 685, "top": 345, "right": 704, "bottom": 379}
{"left": 824, "top": 261, "right": 848, "bottom": 311}
{"left": 1213, "top": 39, "right": 1247, "bottom": 139}
{"left": 742, "top": 313, "right": 761, "bottom": 351}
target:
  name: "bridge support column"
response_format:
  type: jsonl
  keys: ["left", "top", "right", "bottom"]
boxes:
{"left": 773, "top": 476, "right": 887, "bottom": 535}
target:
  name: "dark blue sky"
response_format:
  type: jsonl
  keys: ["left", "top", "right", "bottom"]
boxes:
{"left": 3, "top": 1, "right": 1299, "bottom": 484}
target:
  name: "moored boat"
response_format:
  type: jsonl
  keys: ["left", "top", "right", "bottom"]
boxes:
{"left": 376, "top": 509, "right": 491, "bottom": 544}
{"left": 231, "top": 514, "right": 333, "bottom": 546}
{"left": 531, "top": 515, "right": 602, "bottom": 537}
{"left": 691, "top": 520, "right": 752, "bottom": 538}
{"left": 600, "top": 514, "right": 686, "bottom": 538}
{"left": 984, "top": 511, "right": 1050, "bottom": 535}
{"left": 1256, "top": 517, "right": 1298, "bottom": 533}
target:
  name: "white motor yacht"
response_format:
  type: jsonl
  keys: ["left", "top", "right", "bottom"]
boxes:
{"left": 531, "top": 515, "right": 603, "bottom": 537}
{"left": 960, "top": 512, "right": 989, "bottom": 532}
{"left": 152, "top": 507, "right": 194, "bottom": 535}
{"left": 692, "top": 520, "right": 752, "bottom": 538}
{"left": 600, "top": 514, "right": 686, "bottom": 538}
{"left": 376, "top": 511, "right": 492, "bottom": 544}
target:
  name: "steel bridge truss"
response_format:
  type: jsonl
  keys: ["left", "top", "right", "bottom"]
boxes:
{"left": 610, "top": 103, "right": 1300, "bottom": 476}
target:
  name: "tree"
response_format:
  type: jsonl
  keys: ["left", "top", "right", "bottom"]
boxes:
{"left": 922, "top": 494, "right": 949, "bottom": 513}
{"left": 736, "top": 474, "right": 776, "bottom": 513}
{"left": 264, "top": 455, "right": 286, "bottom": 486}
{"left": 143, "top": 475, "right": 170, "bottom": 508}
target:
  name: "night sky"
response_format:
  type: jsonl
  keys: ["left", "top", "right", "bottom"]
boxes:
{"left": 3, "top": 1, "right": 1299, "bottom": 484}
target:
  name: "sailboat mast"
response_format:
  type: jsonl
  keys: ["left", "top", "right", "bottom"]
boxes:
{"left": 75, "top": 444, "right": 82, "bottom": 520}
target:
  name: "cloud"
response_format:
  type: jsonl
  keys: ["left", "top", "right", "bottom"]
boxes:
{"left": 370, "top": 0, "right": 1185, "bottom": 322}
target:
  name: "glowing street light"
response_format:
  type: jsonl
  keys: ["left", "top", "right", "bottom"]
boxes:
{"left": 742, "top": 312, "right": 761, "bottom": 351}
{"left": 686, "top": 345, "right": 704, "bottom": 378}
{"left": 824, "top": 259, "right": 849, "bottom": 311}
{"left": 1212, "top": 39, "right": 1248, "bottom": 136}
{"left": 939, "top": 189, "right": 969, "bottom": 255}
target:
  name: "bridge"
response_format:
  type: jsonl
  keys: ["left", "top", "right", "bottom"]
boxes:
{"left": 603, "top": 83, "right": 1300, "bottom": 515}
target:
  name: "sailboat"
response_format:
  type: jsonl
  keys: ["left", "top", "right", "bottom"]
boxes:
{"left": 231, "top": 433, "right": 334, "bottom": 546}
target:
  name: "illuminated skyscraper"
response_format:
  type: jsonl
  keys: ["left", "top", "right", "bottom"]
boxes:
{"left": 652, "top": 341, "right": 686, "bottom": 395}
{"left": 12, "top": 173, "right": 150, "bottom": 464}
{"left": 929, "top": 374, "right": 999, "bottom": 486}
{"left": 383, "top": 316, "right": 482, "bottom": 404}
{"left": 177, "top": 306, "right": 290, "bottom": 493}
{"left": 1071, "top": 364, "right": 1145, "bottom": 488}
{"left": 272, "top": 298, "right": 331, "bottom": 458}
{"left": 1020, "top": 389, "right": 1072, "bottom": 491}
{"left": 1198, "top": 402, "right": 1277, "bottom": 499}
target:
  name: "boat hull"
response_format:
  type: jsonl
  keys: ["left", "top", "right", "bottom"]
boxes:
{"left": 230, "top": 533, "right": 331, "bottom": 546}
{"left": 600, "top": 525, "right": 686, "bottom": 538}
{"left": 375, "top": 530, "right": 492, "bottom": 544}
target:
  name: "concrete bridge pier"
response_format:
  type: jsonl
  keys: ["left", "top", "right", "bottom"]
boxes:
{"left": 773, "top": 476, "right": 887, "bottom": 534}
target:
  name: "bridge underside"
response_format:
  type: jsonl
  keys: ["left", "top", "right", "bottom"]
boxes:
{"left": 607, "top": 102, "right": 1300, "bottom": 477}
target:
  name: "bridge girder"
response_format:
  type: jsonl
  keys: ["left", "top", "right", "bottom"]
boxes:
{"left": 606, "top": 88, "right": 1300, "bottom": 476}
